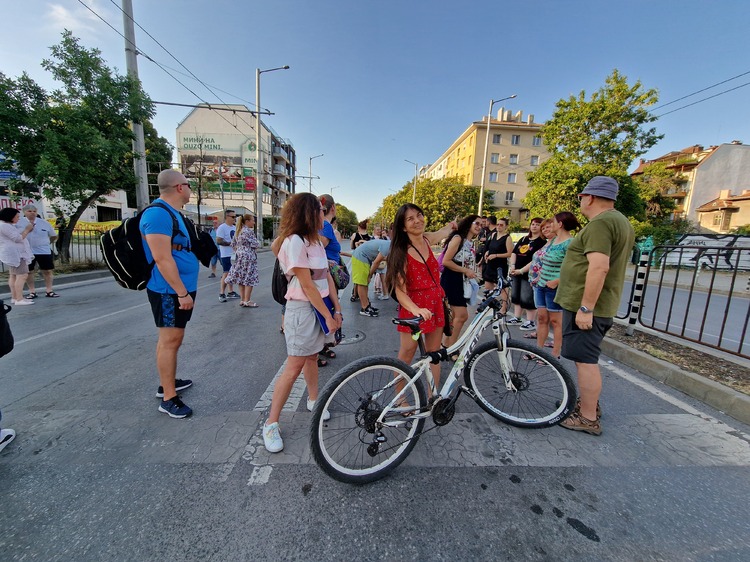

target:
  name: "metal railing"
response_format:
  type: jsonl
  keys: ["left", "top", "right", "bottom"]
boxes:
{"left": 621, "top": 245, "right": 749, "bottom": 359}
{"left": 0, "top": 229, "right": 106, "bottom": 273}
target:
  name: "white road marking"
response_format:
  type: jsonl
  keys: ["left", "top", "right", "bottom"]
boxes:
{"left": 253, "top": 359, "right": 308, "bottom": 412}
{"left": 602, "top": 360, "right": 729, "bottom": 425}
{"left": 247, "top": 465, "right": 273, "bottom": 486}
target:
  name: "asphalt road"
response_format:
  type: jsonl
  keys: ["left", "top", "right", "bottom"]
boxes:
{"left": 1, "top": 252, "right": 749, "bottom": 561}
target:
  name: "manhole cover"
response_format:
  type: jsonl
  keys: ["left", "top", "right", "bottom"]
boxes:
{"left": 338, "top": 329, "right": 365, "bottom": 345}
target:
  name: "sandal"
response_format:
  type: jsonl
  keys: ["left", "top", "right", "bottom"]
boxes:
{"left": 523, "top": 332, "right": 537, "bottom": 339}
{"left": 26, "top": 293, "right": 38, "bottom": 299}
{"left": 45, "top": 292, "right": 60, "bottom": 298}
{"left": 245, "top": 302, "right": 259, "bottom": 308}
{"left": 544, "top": 341, "right": 554, "bottom": 348}
{"left": 319, "top": 346, "right": 336, "bottom": 359}
{"left": 317, "top": 357, "right": 328, "bottom": 367}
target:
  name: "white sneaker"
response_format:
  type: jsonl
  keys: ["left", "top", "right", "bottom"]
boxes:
{"left": 377, "top": 294, "right": 390, "bottom": 300}
{"left": 263, "top": 422, "right": 284, "bottom": 453}
{"left": 0, "top": 428, "right": 16, "bottom": 453}
{"left": 11, "top": 299, "right": 34, "bottom": 306}
{"left": 307, "top": 398, "right": 331, "bottom": 421}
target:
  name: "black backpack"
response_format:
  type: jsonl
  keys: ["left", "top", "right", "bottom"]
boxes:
{"left": 271, "top": 258, "right": 288, "bottom": 305}
{"left": 100, "top": 202, "right": 216, "bottom": 290}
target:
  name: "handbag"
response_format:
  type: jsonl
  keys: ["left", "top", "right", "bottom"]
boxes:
{"left": 328, "top": 258, "right": 350, "bottom": 291}
{"left": 0, "top": 300, "right": 14, "bottom": 358}
{"left": 410, "top": 243, "right": 453, "bottom": 337}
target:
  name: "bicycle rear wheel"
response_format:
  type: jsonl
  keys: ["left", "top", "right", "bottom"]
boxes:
{"left": 310, "top": 356, "right": 427, "bottom": 484}
{"left": 465, "top": 340, "right": 576, "bottom": 428}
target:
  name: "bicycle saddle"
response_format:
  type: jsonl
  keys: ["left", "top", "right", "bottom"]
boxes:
{"left": 391, "top": 316, "right": 423, "bottom": 333}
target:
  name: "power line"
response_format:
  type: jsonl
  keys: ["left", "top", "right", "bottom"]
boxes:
{"left": 73, "top": 0, "right": 258, "bottom": 139}
{"left": 105, "top": 0, "right": 262, "bottom": 133}
{"left": 153, "top": 101, "right": 270, "bottom": 115}
{"left": 655, "top": 80, "right": 750, "bottom": 118}
{"left": 654, "top": 69, "right": 750, "bottom": 110}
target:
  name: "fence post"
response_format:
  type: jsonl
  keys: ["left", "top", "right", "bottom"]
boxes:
{"left": 627, "top": 249, "right": 650, "bottom": 336}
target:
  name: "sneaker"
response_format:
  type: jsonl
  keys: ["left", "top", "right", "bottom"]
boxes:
{"left": 520, "top": 321, "right": 536, "bottom": 331}
{"left": 360, "top": 307, "right": 378, "bottom": 317}
{"left": 208, "top": 272, "right": 216, "bottom": 278}
{"left": 219, "top": 293, "right": 227, "bottom": 303}
{"left": 506, "top": 317, "right": 522, "bottom": 325}
{"left": 11, "top": 299, "right": 35, "bottom": 306}
{"left": 227, "top": 291, "right": 240, "bottom": 299}
{"left": 307, "top": 398, "right": 331, "bottom": 421}
{"left": 575, "top": 398, "right": 602, "bottom": 420}
{"left": 0, "top": 428, "right": 16, "bottom": 453}
{"left": 156, "top": 378, "right": 193, "bottom": 398}
{"left": 158, "top": 396, "right": 192, "bottom": 419}
{"left": 367, "top": 304, "right": 379, "bottom": 312}
{"left": 377, "top": 294, "right": 390, "bottom": 300}
{"left": 263, "top": 422, "right": 284, "bottom": 453}
{"left": 559, "top": 412, "right": 602, "bottom": 436}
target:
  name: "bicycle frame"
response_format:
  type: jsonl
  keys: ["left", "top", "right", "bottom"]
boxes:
{"left": 374, "top": 289, "right": 513, "bottom": 427}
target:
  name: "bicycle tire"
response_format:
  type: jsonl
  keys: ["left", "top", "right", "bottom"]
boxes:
{"left": 464, "top": 340, "right": 576, "bottom": 428}
{"left": 310, "top": 356, "right": 427, "bottom": 484}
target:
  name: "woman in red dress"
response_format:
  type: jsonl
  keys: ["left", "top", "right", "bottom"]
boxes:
{"left": 385, "top": 204, "right": 457, "bottom": 388}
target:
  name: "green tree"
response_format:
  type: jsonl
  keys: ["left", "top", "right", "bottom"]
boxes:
{"left": 372, "top": 176, "right": 494, "bottom": 230}
{"left": 526, "top": 69, "right": 661, "bottom": 222}
{"left": 0, "top": 31, "right": 154, "bottom": 260}
{"left": 333, "top": 203, "right": 357, "bottom": 237}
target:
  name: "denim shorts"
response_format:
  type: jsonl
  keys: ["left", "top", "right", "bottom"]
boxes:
{"left": 534, "top": 285, "right": 562, "bottom": 312}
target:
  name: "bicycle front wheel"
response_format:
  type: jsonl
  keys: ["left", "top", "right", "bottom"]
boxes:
{"left": 465, "top": 340, "right": 576, "bottom": 428}
{"left": 310, "top": 356, "right": 427, "bottom": 484}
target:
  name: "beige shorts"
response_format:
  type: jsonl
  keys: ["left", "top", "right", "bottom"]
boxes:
{"left": 284, "top": 300, "right": 325, "bottom": 357}
{"left": 9, "top": 259, "right": 29, "bottom": 275}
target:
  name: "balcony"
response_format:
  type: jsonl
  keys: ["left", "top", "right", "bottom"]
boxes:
{"left": 273, "top": 147, "right": 289, "bottom": 163}
{"left": 664, "top": 190, "right": 687, "bottom": 198}
{"left": 272, "top": 165, "right": 289, "bottom": 178}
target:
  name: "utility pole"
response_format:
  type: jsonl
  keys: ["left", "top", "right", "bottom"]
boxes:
{"left": 121, "top": 0, "right": 150, "bottom": 211}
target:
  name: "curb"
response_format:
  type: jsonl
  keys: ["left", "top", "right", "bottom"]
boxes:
{"left": 601, "top": 338, "right": 750, "bottom": 425}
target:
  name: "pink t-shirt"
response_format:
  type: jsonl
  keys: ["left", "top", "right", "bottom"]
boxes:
{"left": 279, "top": 235, "right": 329, "bottom": 301}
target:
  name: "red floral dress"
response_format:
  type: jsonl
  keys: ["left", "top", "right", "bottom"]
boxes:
{"left": 397, "top": 239, "right": 445, "bottom": 334}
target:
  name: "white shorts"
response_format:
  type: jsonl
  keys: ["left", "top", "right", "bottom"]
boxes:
{"left": 284, "top": 300, "right": 325, "bottom": 356}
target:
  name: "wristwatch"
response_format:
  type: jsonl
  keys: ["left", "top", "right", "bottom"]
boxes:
{"left": 579, "top": 306, "right": 593, "bottom": 314}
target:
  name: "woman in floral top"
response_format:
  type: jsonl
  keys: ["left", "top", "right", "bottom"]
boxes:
{"left": 534, "top": 212, "right": 580, "bottom": 358}
{"left": 226, "top": 214, "right": 260, "bottom": 307}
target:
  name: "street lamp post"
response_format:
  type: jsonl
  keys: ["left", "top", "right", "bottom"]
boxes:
{"left": 256, "top": 65, "right": 289, "bottom": 243}
{"left": 478, "top": 94, "right": 517, "bottom": 216}
{"left": 404, "top": 159, "right": 418, "bottom": 203}
{"left": 309, "top": 154, "right": 324, "bottom": 192}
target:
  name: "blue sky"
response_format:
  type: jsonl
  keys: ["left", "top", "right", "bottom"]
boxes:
{"left": 2, "top": 0, "right": 749, "bottom": 219}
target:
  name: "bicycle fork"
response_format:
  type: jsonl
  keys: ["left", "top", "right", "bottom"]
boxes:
{"left": 492, "top": 324, "right": 519, "bottom": 392}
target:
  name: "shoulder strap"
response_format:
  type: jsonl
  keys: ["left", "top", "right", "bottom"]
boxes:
{"left": 409, "top": 240, "right": 439, "bottom": 289}
{"left": 147, "top": 201, "right": 183, "bottom": 245}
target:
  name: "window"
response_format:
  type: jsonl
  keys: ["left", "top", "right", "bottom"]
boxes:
{"left": 530, "top": 155, "right": 539, "bottom": 166}
{"left": 524, "top": 210, "right": 531, "bottom": 220}
{"left": 712, "top": 212, "right": 722, "bottom": 226}
{"left": 489, "top": 172, "right": 498, "bottom": 182}
{"left": 505, "top": 191, "right": 515, "bottom": 205}
{"left": 509, "top": 154, "right": 518, "bottom": 165}
{"left": 492, "top": 134, "right": 502, "bottom": 144}
{"left": 511, "top": 135, "right": 520, "bottom": 145}
{"left": 490, "top": 153, "right": 500, "bottom": 164}
{"left": 533, "top": 135, "right": 542, "bottom": 146}
{"left": 507, "top": 173, "right": 517, "bottom": 183}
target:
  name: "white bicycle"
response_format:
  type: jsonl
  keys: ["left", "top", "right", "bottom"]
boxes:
{"left": 310, "top": 283, "right": 577, "bottom": 484}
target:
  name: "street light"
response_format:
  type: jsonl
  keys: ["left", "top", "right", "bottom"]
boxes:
{"left": 256, "top": 65, "right": 290, "bottom": 242}
{"left": 478, "top": 94, "right": 517, "bottom": 215}
{"left": 309, "top": 154, "right": 324, "bottom": 192}
{"left": 404, "top": 159, "right": 418, "bottom": 203}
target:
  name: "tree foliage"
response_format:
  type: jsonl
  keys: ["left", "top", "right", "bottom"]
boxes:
{"left": 526, "top": 70, "right": 662, "bottom": 224}
{"left": 0, "top": 31, "right": 155, "bottom": 259}
{"left": 371, "top": 176, "right": 494, "bottom": 231}
{"left": 333, "top": 203, "right": 357, "bottom": 237}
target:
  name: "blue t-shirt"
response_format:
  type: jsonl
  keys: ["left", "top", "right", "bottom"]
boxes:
{"left": 140, "top": 199, "right": 200, "bottom": 293}
{"left": 352, "top": 239, "right": 391, "bottom": 265}
{"left": 319, "top": 220, "right": 341, "bottom": 262}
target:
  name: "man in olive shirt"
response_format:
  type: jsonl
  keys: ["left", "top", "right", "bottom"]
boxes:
{"left": 555, "top": 176, "right": 635, "bottom": 435}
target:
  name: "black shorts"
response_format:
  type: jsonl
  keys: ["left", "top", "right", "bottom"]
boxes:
{"left": 220, "top": 256, "right": 232, "bottom": 272}
{"left": 560, "top": 309, "right": 613, "bottom": 364}
{"left": 29, "top": 254, "right": 54, "bottom": 271}
{"left": 510, "top": 275, "right": 535, "bottom": 309}
{"left": 148, "top": 290, "right": 196, "bottom": 329}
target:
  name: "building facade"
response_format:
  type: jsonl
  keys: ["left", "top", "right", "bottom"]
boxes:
{"left": 425, "top": 108, "right": 548, "bottom": 221}
{"left": 632, "top": 142, "right": 750, "bottom": 225}
{"left": 696, "top": 189, "right": 750, "bottom": 232}
{"left": 175, "top": 104, "right": 296, "bottom": 228}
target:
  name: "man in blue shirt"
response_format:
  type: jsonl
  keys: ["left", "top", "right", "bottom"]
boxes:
{"left": 140, "top": 169, "right": 200, "bottom": 419}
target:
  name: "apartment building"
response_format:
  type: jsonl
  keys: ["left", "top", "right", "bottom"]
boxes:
{"left": 631, "top": 141, "right": 750, "bottom": 227}
{"left": 425, "top": 108, "right": 549, "bottom": 221}
{"left": 176, "top": 103, "right": 296, "bottom": 224}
